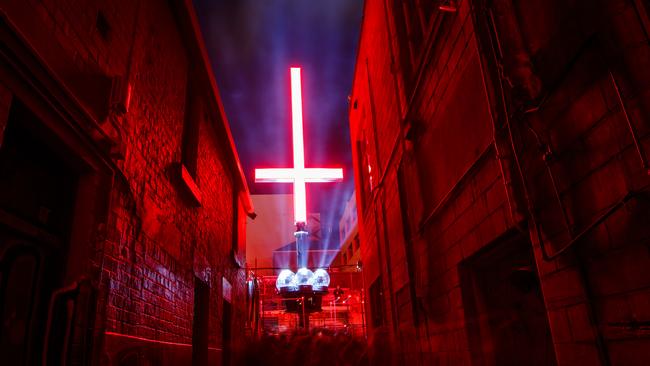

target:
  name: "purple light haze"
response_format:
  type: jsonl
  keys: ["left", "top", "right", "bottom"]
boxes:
{"left": 194, "top": 0, "right": 363, "bottom": 246}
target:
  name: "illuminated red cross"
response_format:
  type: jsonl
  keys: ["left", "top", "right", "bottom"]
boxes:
{"left": 255, "top": 67, "right": 343, "bottom": 224}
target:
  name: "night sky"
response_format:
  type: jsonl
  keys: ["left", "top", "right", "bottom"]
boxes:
{"left": 193, "top": 0, "right": 364, "bottom": 243}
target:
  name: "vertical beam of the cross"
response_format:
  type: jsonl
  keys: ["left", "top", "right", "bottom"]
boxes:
{"left": 290, "top": 67, "right": 307, "bottom": 224}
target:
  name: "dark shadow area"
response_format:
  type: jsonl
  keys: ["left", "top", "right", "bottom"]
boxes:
{"left": 460, "top": 231, "right": 557, "bottom": 366}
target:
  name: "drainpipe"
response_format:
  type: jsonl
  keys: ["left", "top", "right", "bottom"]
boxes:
{"left": 489, "top": 0, "right": 542, "bottom": 100}
{"left": 471, "top": 1, "right": 528, "bottom": 232}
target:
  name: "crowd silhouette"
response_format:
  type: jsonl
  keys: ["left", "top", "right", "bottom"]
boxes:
{"left": 233, "top": 327, "right": 396, "bottom": 366}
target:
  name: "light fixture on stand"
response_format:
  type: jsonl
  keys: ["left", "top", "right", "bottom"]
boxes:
{"left": 275, "top": 267, "right": 330, "bottom": 318}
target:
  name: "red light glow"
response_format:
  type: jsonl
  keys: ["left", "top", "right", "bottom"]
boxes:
{"left": 255, "top": 67, "right": 343, "bottom": 224}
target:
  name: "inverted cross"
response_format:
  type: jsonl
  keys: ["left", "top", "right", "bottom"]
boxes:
{"left": 255, "top": 67, "right": 343, "bottom": 225}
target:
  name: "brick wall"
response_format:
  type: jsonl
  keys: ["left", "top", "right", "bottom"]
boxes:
{"left": 350, "top": 0, "right": 650, "bottom": 365}
{"left": 1, "top": 0, "right": 251, "bottom": 363}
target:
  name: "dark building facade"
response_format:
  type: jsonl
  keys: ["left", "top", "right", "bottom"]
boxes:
{"left": 349, "top": 0, "right": 650, "bottom": 365}
{"left": 0, "top": 0, "right": 253, "bottom": 365}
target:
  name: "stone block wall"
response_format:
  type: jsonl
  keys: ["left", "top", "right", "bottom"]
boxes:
{"left": 349, "top": 0, "right": 650, "bottom": 365}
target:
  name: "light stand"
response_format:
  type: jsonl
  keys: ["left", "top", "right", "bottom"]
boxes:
{"left": 274, "top": 222, "right": 330, "bottom": 330}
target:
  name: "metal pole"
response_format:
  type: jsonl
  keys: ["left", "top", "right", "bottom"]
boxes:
{"left": 347, "top": 302, "right": 350, "bottom": 334}
{"left": 361, "top": 271, "right": 367, "bottom": 339}
{"left": 302, "top": 296, "right": 308, "bottom": 331}
{"left": 334, "top": 297, "right": 337, "bottom": 330}
{"left": 295, "top": 223, "right": 308, "bottom": 268}
{"left": 259, "top": 277, "right": 264, "bottom": 330}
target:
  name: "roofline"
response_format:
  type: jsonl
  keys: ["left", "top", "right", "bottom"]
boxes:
{"left": 174, "top": 0, "right": 254, "bottom": 216}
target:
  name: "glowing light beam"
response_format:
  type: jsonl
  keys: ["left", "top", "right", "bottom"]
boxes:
{"left": 254, "top": 67, "right": 343, "bottom": 224}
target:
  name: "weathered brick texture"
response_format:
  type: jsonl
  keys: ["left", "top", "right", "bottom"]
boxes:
{"left": 1, "top": 0, "right": 251, "bottom": 364}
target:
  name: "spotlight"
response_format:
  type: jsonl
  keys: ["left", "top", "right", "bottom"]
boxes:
{"left": 294, "top": 267, "right": 314, "bottom": 289}
{"left": 276, "top": 269, "right": 296, "bottom": 291}
{"left": 276, "top": 267, "right": 330, "bottom": 313}
{"left": 310, "top": 268, "right": 330, "bottom": 290}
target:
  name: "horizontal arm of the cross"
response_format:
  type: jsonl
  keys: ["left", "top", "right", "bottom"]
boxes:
{"left": 304, "top": 168, "right": 343, "bottom": 182}
{"left": 255, "top": 168, "right": 343, "bottom": 183}
{"left": 255, "top": 168, "right": 295, "bottom": 182}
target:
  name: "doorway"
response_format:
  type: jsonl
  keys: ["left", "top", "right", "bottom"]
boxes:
{"left": 192, "top": 277, "right": 209, "bottom": 366}
{"left": 0, "top": 100, "right": 79, "bottom": 364}
{"left": 460, "top": 232, "right": 557, "bottom": 366}
{"left": 222, "top": 299, "right": 232, "bottom": 366}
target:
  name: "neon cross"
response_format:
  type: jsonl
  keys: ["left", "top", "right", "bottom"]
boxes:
{"left": 255, "top": 67, "right": 343, "bottom": 224}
